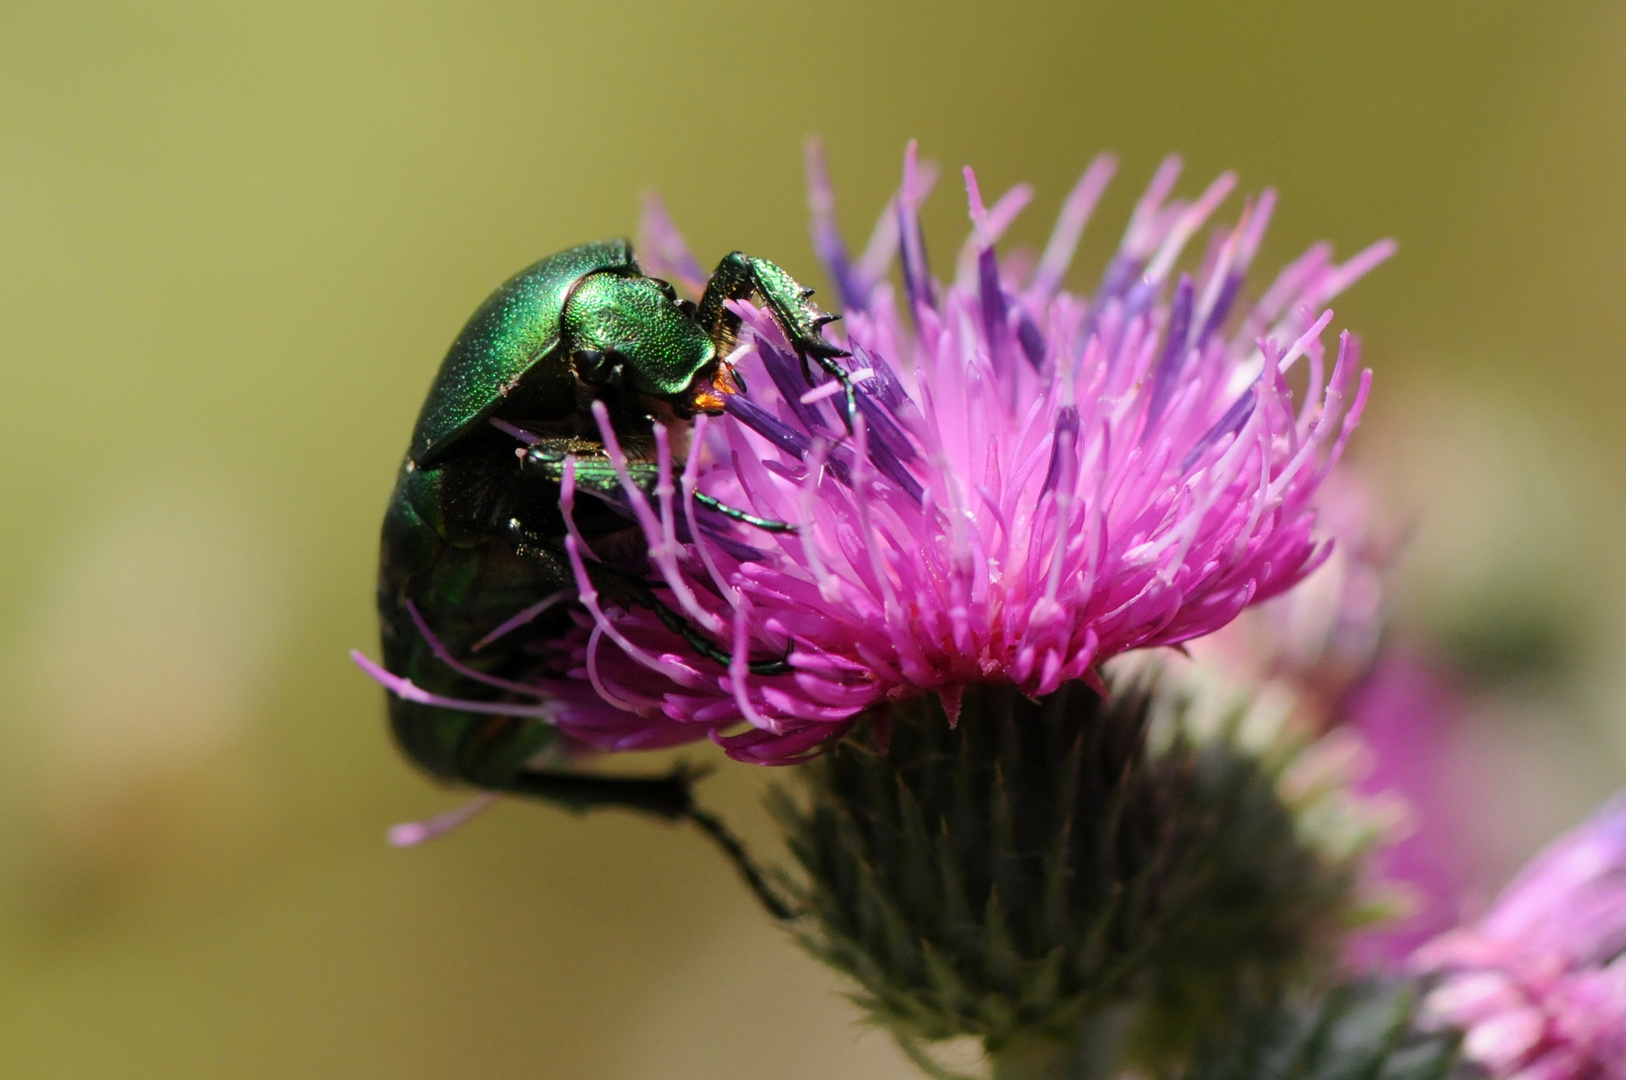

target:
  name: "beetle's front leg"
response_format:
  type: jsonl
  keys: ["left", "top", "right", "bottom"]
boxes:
{"left": 518, "top": 436, "right": 660, "bottom": 502}
{"left": 695, "top": 252, "right": 847, "bottom": 358}
{"left": 512, "top": 444, "right": 793, "bottom": 677}
{"left": 520, "top": 437, "right": 795, "bottom": 534}
{"left": 507, "top": 513, "right": 792, "bottom": 678}
{"left": 696, "top": 252, "right": 857, "bottom": 425}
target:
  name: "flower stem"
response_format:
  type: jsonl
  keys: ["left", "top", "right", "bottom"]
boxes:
{"left": 989, "top": 1038, "right": 1070, "bottom": 1080}
{"left": 988, "top": 1011, "right": 1128, "bottom": 1080}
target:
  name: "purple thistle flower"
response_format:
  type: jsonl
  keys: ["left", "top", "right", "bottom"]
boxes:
{"left": 1411, "top": 795, "right": 1626, "bottom": 1080}
{"left": 516, "top": 143, "right": 1390, "bottom": 765}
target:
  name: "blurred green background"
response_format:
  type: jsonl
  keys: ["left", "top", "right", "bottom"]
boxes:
{"left": 2, "top": 1, "right": 1625, "bottom": 1076}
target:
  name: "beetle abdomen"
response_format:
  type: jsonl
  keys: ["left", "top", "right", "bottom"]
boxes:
{"left": 378, "top": 451, "right": 578, "bottom": 787}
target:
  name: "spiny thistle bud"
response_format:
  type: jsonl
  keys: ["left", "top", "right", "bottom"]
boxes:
{"left": 770, "top": 680, "right": 1174, "bottom": 1053}
{"left": 771, "top": 667, "right": 1381, "bottom": 1073}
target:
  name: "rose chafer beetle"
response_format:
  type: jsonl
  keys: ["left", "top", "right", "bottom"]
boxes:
{"left": 372, "top": 239, "right": 848, "bottom": 862}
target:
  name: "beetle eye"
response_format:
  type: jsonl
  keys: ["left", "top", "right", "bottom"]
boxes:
{"left": 573, "top": 349, "right": 609, "bottom": 382}
{"left": 574, "top": 348, "right": 628, "bottom": 387}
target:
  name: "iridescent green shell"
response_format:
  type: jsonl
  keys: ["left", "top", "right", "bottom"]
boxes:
{"left": 408, "top": 239, "right": 635, "bottom": 466}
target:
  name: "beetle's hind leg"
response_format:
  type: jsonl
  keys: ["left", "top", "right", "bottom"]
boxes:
{"left": 505, "top": 766, "right": 696, "bottom": 819}
{"left": 695, "top": 252, "right": 858, "bottom": 426}
{"left": 506, "top": 766, "right": 793, "bottom": 920}
{"left": 685, "top": 804, "right": 794, "bottom": 920}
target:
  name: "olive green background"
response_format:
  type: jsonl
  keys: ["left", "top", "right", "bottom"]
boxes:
{"left": 2, "top": 2, "right": 1625, "bottom": 1076}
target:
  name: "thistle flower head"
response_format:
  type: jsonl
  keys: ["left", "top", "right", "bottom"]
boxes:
{"left": 1412, "top": 795, "right": 1626, "bottom": 1080}
{"left": 534, "top": 142, "right": 1388, "bottom": 763}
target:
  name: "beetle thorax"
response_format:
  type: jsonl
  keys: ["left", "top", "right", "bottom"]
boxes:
{"left": 562, "top": 273, "right": 716, "bottom": 398}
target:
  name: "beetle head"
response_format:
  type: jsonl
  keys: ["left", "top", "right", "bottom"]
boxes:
{"left": 562, "top": 272, "right": 717, "bottom": 403}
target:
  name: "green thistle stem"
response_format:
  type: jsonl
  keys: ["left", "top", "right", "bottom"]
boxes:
{"left": 988, "top": 1037, "right": 1070, "bottom": 1080}
{"left": 988, "top": 1010, "right": 1127, "bottom": 1080}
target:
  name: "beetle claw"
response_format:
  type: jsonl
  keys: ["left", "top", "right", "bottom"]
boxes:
{"left": 746, "top": 652, "right": 795, "bottom": 677}
{"left": 801, "top": 339, "right": 851, "bottom": 360}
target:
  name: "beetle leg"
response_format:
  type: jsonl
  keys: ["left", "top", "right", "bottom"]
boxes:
{"left": 696, "top": 252, "right": 857, "bottom": 427}
{"left": 646, "top": 595, "right": 794, "bottom": 676}
{"left": 522, "top": 438, "right": 795, "bottom": 535}
{"left": 685, "top": 804, "right": 795, "bottom": 920}
{"left": 505, "top": 516, "right": 794, "bottom": 677}
{"left": 518, "top": 438, "right": 661, "bottom": 501}
{"left": 692, "top": 491, "right": 797, "bottom": 533}
{"left": 504, "top": 766, "right": 793, "bottom": 919}
{"left": 504, "top": 766, "right": 696, "bottom": 818}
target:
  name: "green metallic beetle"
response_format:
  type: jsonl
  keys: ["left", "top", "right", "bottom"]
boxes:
{"left": 375, "top": 239, "right": 848, "bottom": 839}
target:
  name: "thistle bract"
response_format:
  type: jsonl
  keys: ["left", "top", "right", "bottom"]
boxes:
{"left": 534, "top": 143, "right": 1387, "bottom": 763}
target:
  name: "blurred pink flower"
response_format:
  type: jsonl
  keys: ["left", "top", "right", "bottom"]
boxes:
{"left": 1412, "top": 794, "right": 1626, "bottom": 1080}
{"left": 522, "top": 142, "right": 1389, "bottom": 764}
{"left": 1343, "top": 653, "right": 1474, "bottom": 969}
